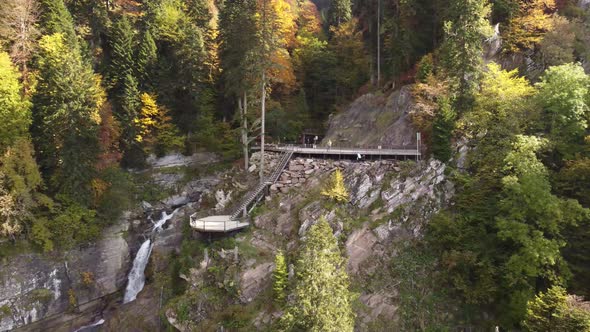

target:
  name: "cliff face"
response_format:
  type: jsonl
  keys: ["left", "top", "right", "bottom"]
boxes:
{"left": 322, "top": 86, "right": 418, "bottom": 148}
{"left": 169, "top": 150, "right": 454, "bottom": 331}
{"left": 0, "top": 218, "right": 130, "bottom": 331}
{"left": 0, "top": 153, "right": 220, "bottom": 332}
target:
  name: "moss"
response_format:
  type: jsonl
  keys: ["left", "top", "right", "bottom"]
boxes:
{"left": 0, "top": 305, "right": 11, "bottom": 319}
{"left": 30, "top": 288, "right": 54, "bottom": 304}
{"left": 398, "top": 160, "right": 417, "bottom": 178}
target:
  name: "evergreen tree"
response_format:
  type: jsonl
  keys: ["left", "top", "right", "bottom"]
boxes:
{"left": 0, "top": 52, "right": 31, "bottom": 151}
{"left": 118, "top": 73, "right": 142, "bottom": 160}
{"left": 328, "top": 0, "right": 352, "bottom": 27}
{"left": 109, "top": 15, "right": 136, "bottom": 91}
{"left": 273, "top": 250, "right": 288, "bottom": 305}
{"left": 281, "top": 217, "right": 355, "bottom": 331}
{"left": 441, "top": 0, "right": 492, "bottom": 110}
{"left": 0, "top": 138, "right": 44, "bottom": 241}
{"left": 32, "top": 33, "right": 103, "bottom": 202}
{"left": 136, "top": 29, "right": 157, "bottom": 89}
{"left": 39, "top": 0, "right": 77, "bottom": 46}
{"left": 431, "top": 97, "right": 455, "bottom": 162}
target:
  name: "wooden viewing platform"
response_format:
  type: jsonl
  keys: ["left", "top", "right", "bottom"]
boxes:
{"left": 189, "top": 144, "right": 420, "bottom": 232}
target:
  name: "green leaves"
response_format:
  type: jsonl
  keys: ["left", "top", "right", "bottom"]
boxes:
{"left": 536, "top": 63, "right": 590, "bottom": 159}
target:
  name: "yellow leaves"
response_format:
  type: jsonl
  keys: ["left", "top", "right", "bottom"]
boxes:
{"left": 504, "top": 0, "right": 557, "bottom": 52}
{"left": 135, "top": 93, "right": 160, "bottom": 143}
{"left": 321, "top": 169, "right": 349, "bottom": 203}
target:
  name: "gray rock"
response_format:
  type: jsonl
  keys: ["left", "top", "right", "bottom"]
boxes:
{"left": 239, "top": 262, "right": 274, "bottom": 303}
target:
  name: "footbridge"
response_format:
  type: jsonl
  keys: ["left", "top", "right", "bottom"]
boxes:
{"left": 189, "top": 145, "right": 420, "bottom": 232}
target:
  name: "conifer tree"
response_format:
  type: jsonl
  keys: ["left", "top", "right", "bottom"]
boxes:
{"left": 39, "top": 0, "right": 77, "bottom": 46}
{"left": 136, "top": 29, "right": 157, "bottom": 89}
{"left": 441, "top": 0, "right": 492, "bottom": 110}
{"left": 431, "top": 97, "right": 455, "bottom": 162}
{"left": 0, "top": 138, "right": 44, "bottom": 241}
{"left": 32, "top": 33, "right": 103, "bottom": 202}
{"left": 273, "top": 250, "right": 288, "bottom": 305}
{"left": 281, "top": 217, "right": 354, "bottom": 331}
{"left": 109, "top": 15, "right": 136, "bottom": 91}
{"left": 118, "top": 73, "right": 142, "bottom": 162}
{"left": 328, "top": 0, "right": 352, "bottom": 27}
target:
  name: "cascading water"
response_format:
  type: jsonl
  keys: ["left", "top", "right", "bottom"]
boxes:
{"left": 123, "top": 239, "right": 152, "bottom": 303}
{"left": 123, "top": 209, "right": 179, "bottom": 304}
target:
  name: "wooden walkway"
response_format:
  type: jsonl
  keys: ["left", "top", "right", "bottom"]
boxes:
{"left": 190, "top": 145, "right": 420, "bottom": 232}
{"left": 258, "top": 145, "right": 421, "bottom": 158}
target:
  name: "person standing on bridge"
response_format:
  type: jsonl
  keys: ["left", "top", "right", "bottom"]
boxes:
{"left": 327, "top": 139, "right": 332, "bottom": 150}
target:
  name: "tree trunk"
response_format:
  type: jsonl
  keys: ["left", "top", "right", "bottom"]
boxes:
{"left": 241, "top": 92, "right": 249, "bottom": 170}
{"left": 259, "top": 73, "right": 266, "bottom": 181}
{"left": 377, "top": 0, "right": 381, "bottom": 86}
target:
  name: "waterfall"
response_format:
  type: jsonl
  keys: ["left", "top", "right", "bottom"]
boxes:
{"left": 123, "top": 209, "right": 179, "bottom": 304}
{"left": 151, "top": 209, "right": 178, "bottom": 232}
{"left": 123, "top": 239, "right": 152, "bottom": 303}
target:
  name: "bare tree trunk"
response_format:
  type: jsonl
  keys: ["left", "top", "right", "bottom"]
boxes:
{"left": 241, "top": 92, "right": 249, "bottom": 170}
{"left": 259, "top": 73, "right": 266, "bottom": 181}
{"left": 377, "top": 0, "right": 381, "bottom": 86}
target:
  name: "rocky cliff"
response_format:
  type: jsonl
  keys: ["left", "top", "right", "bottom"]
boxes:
{"left": 0, "top": 153, "right": 221, "bottom": 331}
{"left": 322, "top": 86, "right": 418, "bottom": 148}
{"left": 167, "top": 150, "right": 454, "bottom": 331}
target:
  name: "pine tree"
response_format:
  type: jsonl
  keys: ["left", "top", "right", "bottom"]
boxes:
{"left": 0, "top": 138, "right": 43, "bottom": 241}
{"left": 109, "top": 15, "right": 136, "bottom": 91}
{"left": 0, "top": 52, "right": 31, "bottom": 151}
{"left": 32, "top": 33, "right": 103, "bottom": 202}
{"left": 328, "top": 0, "right": 352, "bottom": 27}
{"left": 282, "top": 217, "right": 355, "bottom": 331}
{"left": 441, "top": 0, "right": 492, "bottom": 111}
{"left": 136, "top": 29, "right": 157, "bottom": 89}
{"left": 273, "top": 250, "right": 288, "bottom": 305}
{"left": 39, "top": 0, "right": 77, "bottom": 47}
{"left": 118, "top": 73, "right": 141, "bottom": 153}
{"left": 431, "top": 97, "right": 455, "bottom": 162}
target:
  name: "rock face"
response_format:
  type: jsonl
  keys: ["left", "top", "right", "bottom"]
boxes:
{"left": 323, "top": 86, "right": 418, "bottom": 148}
{"left": 146, "top": 152, "right": 219, "bottom": 169}
{"left": 239, "top": 262, "right": 274, "bottom": 303}
{"left": 245, "top": 154, "right": 453, "bottom": 329}
{"left": 0, "top": 216, "right": 131, "bottom": 331}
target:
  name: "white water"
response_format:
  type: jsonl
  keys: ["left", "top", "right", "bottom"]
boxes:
{"left": 73, "top": 318, "right": 105, "bottom": 332}
{"left": 123, "top": 209, "right": 179, "bottom": 304}
{"left": 151, "top": 209, "right": 178, "bottom": 232}
{"left": 123, "top": 239, "right": 153, "bottom": 303}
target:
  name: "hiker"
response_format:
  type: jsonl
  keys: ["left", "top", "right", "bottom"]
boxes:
{"left": 327, "top": 139, "right": 332, "bottom": 150}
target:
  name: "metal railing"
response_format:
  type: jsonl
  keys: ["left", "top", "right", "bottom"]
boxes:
{"left": 189, "top": 149, "right": 295, "bottom": 231}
